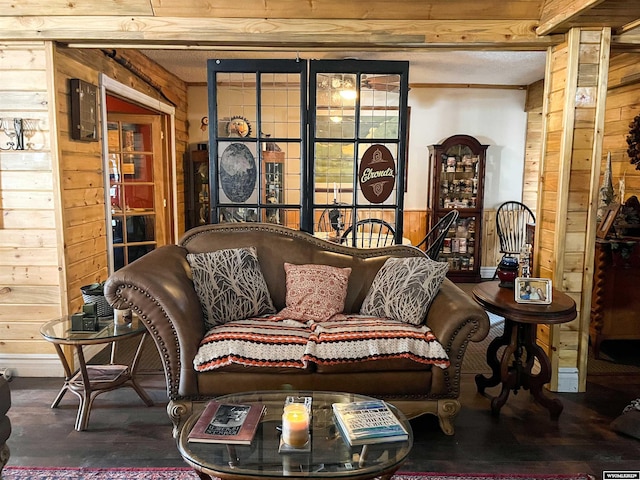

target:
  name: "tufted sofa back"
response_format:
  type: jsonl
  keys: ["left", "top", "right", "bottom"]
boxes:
{"left": 179, "top": 223, "right": 426, "bottom": 313}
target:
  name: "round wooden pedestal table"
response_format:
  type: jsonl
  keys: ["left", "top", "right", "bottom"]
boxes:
{"left": 472, "top": 281, "right": 577, "bottom": 419}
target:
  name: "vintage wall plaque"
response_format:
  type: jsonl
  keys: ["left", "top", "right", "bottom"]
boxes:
{"left": 358, "top": 144, "right": 396, "bottom": 203}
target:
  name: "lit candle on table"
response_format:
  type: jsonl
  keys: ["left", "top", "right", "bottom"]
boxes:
{"left": 333, "top": 182, "right": 338, "bottom": 202}
{"left": 282, "top": 403, "right": 309, "bottom": 447}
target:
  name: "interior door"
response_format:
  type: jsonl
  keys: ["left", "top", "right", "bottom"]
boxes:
{"left": 106, "top": 113, "right": 167, "bottom": 270}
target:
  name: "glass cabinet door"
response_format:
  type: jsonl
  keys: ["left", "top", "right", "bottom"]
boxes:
{"left": 440, "top": 215, "right": 477, "bottom": 273}
{"left": 107, "top": 114, "right": 164, "bottom": 270}
{"left": 438, "top": 146, "right": 479, "bottom": 210}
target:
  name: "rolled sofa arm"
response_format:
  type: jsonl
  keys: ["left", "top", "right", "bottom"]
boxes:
{"left": 104, "top": 245, "right": 204, "bottom": 400}
{"left": 425, "top": 279, "right": 490, "bottom": 397}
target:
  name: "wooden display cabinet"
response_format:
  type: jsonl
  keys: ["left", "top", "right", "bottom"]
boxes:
{"left": 428, "top": 134, "right": 488, "bottom": 282}
{"left": 185, "top": 148, "right": 210, "bottom": 230}
{"left": 590, "top": 239, "right": 640, "bottom": 358}
{"left": 262, "top": 150, "right": 285, "bottom": 225}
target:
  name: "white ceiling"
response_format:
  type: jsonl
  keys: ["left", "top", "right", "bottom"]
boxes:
{"left": 139, "top": 49, "right": 547, "bottom": 86}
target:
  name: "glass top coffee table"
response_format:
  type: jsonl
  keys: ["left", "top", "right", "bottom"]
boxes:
{"left": 177, "top": 391, "right": 413, "bottom": 480}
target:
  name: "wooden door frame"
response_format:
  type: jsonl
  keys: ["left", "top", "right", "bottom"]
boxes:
{"left": 99, "top": 74, "right": 177, "bottom": 272}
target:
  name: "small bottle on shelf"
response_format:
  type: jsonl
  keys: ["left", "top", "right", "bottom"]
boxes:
{"left": 468, "top": 236, "right": 475, "bottom": 254}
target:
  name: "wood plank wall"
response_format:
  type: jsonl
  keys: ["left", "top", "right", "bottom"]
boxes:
{"left": 538, "top": 28, "right": 610, "bottom": 391}
{"left": 603, "top": 53, "right": 640, "bottom": 198}
{"left": 53, "top": 46, "right": 188, "bottom": 317}
{"left": 0, "top": 42, "right": 65, "bottom": 363}
{"left": 523, "top": 79, "right": 544, "bottom": 216}
{"left": 0, "top": 42, "right": 188, "bottom": 373}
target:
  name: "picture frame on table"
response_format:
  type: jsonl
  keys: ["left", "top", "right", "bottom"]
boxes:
{"left": 596, "top": 202, "right": 620, "bottom": 239}
{"left": 515, "top": 277, "right": 552, "bottom": 305}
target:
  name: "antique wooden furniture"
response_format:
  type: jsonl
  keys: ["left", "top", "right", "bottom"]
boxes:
{"left": 340, "top": 218, "right": 396, "bottom": 248}
{"left": 40, "top": 316, "right": 154, "bottom": 431}
{"left": 472, "top": 281, "right": 576, "bottom": 419}
{"left": 178, "top": 390, "right": 412, "bottom": 480}
{"left": 185, "top": 147, "right": 210, "bottom": 230}
{"left": 427, "top": 134, "right": 488, "bottom": 282}
{"left": 492, "top": 201, "right": 536, "bottom": 279}
{"left": 590, "top": 239, "right": 640, "bottom": 358}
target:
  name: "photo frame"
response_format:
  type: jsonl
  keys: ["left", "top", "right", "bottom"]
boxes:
{"left": 596, "top": 202, "right": 620, "bottom": 239}
{"left": 514, "top": 277, "right": 552, "bottom": 305}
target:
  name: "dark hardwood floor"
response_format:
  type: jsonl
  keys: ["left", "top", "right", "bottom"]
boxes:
{"left": 4, "top": 371, "right": 640, "bottom": 476}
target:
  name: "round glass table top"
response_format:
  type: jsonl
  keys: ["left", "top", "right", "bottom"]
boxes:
{"left": 40, "top": 315, "right": 146, "bottom": 345}
{"left": 178, "top": 390, "right": 413, "bottom": 479}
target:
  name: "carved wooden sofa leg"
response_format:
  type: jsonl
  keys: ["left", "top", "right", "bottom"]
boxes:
{"left": 167, "top": 399, "right": 194, "bottom": 439}
{"left": 437, "top": 399, "right": 461, "bottom": 436}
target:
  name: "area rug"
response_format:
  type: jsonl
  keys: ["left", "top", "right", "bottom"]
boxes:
{"left": 462, "top": 311, "right": 504, "bottom": 374}
{"left": 1, "top": 467, "right": 595, "bottom": 480}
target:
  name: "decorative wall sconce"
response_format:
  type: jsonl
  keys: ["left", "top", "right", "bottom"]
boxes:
{"left": 0, "top": 118, "right": 24, "bottom": 150}
{"left": 0, "top": 118, "right": 40, "bottom": 151}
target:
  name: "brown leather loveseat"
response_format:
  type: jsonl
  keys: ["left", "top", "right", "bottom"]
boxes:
{"left": 105, "top": 223, "right": 489, "bottom": 436}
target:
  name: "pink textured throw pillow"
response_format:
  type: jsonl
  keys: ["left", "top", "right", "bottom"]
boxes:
{"left": 278, "top": 263, "right": 352, "bottom": 322}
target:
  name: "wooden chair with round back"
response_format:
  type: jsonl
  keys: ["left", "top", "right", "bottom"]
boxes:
{"left": 493, "top": 201, "right": 535, "bottom": 278}
{"left": 416, "top": 209, "right": 460, "bottom": 260}
{"left": 340, "top": 218, "right": 396, "bottom": 248}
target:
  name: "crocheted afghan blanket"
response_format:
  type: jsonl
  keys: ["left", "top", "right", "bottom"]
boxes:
{"left": 193, "top": 314, "right": 450, "bottom": 372}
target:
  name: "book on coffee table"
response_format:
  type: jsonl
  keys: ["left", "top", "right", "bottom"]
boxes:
{"left": 188, "top": 400, "right": 265, "bottom": 445}
{"left": 332, "top": 399, "right": 408, "bottom": 446}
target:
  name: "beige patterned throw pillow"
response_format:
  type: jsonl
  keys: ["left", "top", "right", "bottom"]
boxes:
{"left": 187, "top": 247, "right": 275, "bottom": 330}
{"left": 360, "top": 256, "right": 449, "bottom": 325}
{"left": 278, "top": 263, "right": 352, "bottom": 322}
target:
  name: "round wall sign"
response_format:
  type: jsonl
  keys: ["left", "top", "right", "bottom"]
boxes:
{"left": 220, "top": 143, "right": 257, "bottom": 202}
{"left": 358, "top": 144, "right": 396, "bottom": 203}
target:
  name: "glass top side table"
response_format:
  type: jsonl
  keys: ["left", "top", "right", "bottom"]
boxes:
{"left": 40, "top": 315, "right": 154, "bottom": 431}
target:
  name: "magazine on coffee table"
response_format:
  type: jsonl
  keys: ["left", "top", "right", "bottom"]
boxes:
{"left": 332, "top": 399, "right": 408, "bottom": 446}
{"left": 188, "top": 400, "right": 265, "bottom": 445}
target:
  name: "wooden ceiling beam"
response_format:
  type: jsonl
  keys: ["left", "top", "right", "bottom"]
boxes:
{"left": 0, "top": 0, "right": 154, "bottom": 16}
{"left": 536, "top": 0, "right": 606, "bottom": 35}
{"left": 147, "top": 0, "right": 544, "bottom": 21}
{"left": 0, "top": 0, "right": 544, "bottom": 19}
{"left": 0, "top": 16, "right": 561, "bottom": 49}
{"left": 613, "top": 34, "right": 640, "bottom": 47}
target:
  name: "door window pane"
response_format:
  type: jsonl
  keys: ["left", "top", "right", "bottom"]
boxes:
{"left": 315, "top": 73, "right": 357, "bottom": 139}
{"left": 124, "top": 185, "right": 155, "bottom": 211}
{"left": 107, "top": 114, "right": 161, "bottom": 270}
{"left": 123, "top": 153, "right": 153, "bottom": 183}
